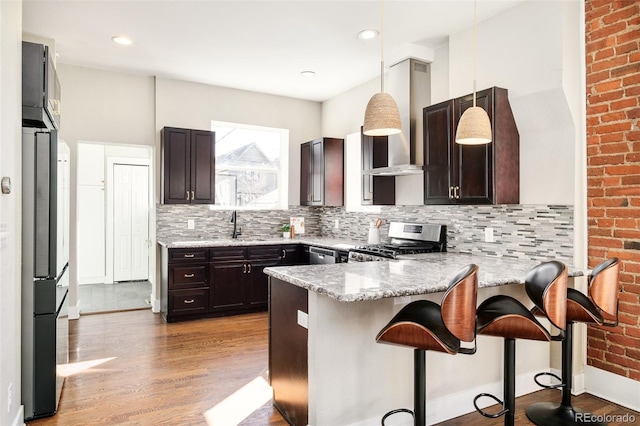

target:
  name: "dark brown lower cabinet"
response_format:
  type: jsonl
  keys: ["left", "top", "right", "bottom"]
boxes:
{"left": 161, "top": 247, "right": 211, "bottom": 323}
{"left": 269, "top": 277, "right": 308, "bottom": 426}
{"left": 210, "top": 261, "right": 245, "bottom": 312}
{"left": 162, "top": 244, "right": 306, "bottom": 322}
{"left": 280, "top": 244, "right": 306, "bottom": 265}
{"left": 210, "top": 246, "right": 279, "bottom": 315}
{"left": 246, "top": 259, "right": 275, "bottom": 309}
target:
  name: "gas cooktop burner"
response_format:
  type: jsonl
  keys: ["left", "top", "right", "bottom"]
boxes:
{"left": 348, "top": 222, "right": 447, "bottom": 262}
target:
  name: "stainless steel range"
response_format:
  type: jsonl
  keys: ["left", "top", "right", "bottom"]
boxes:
{"left": 348, "top": 222, "right": 446, "bottom": 262}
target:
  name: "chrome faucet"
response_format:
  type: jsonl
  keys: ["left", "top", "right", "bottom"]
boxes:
{"left": 231, "top": 210, "right": 241, "bottom": 239}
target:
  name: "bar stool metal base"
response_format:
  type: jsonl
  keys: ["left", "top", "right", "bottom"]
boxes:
{"left": 526, "top": 402, "right": 606, "bottom": 426}
{"left": 526, "top": 323, "right": 605, "bottom": 426}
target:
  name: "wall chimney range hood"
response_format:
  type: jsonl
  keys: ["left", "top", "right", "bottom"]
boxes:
{"left": 363, "top": 58, "right": 431, "bottom": 176}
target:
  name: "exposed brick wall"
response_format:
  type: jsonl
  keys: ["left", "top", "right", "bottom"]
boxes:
{"left": 585, "top": 0, "right": 640, "bottom": 381}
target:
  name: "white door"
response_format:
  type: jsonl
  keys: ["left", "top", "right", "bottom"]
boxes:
{"left": 113, "top": 164, "right": 149, "bottom": 282}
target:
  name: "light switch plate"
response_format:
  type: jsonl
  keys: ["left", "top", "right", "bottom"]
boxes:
{"left": 187, "top": 219, "right": 195, "bottom": 230}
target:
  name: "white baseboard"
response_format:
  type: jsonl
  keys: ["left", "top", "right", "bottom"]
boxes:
{"left": 585, "top": 365, "right": 640, "bottom": 412}
{"left": 151, "top": 297, "right": 160, "bottom": 313}
{"left": 68, "top": 302, "right": 80, "bottom": 320}
{"left": 427, "top": 369, "right": 551, "bottom": 424}
{"left": 13, "top": 405, "right": 24, "bottom": 426}
{"left": 351, "top": 369, "right": 551, "bottom": 426}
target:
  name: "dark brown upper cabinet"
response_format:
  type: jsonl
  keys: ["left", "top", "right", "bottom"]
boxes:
{"left": 162, "top": 127, "right": 215, "bottom": 204}
{"left": 361, "top": 128, "right": 395, "bottom": 205}
{"left": 423, "top": 87, "right": 519, "bottom": 205}
{"left": 300, "top": 137, "right": 344, "bottom": 206}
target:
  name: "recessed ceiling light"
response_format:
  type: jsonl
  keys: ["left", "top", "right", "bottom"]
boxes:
{"left": 357, "top": 29, "right": 379, "bottom": 40}
{"left": 111, "top": 36, "right": 132, "bottom": 45}
{"left": 300, "top": 71, "right": 316, "bottom": 78}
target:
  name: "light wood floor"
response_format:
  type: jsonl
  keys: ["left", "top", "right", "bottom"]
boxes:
{"left": 28, "top": 310, "right": 638, "bottom": 425}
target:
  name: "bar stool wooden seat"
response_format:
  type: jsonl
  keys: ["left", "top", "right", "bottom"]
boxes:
{"left": 376, "top": 264, "right": 479, "bottom": 426}
{"left": 526, "top": 257, "right": 620, "bottom": 426}
{"left": 473, "top": 261, "right": 568, "bottom": 426}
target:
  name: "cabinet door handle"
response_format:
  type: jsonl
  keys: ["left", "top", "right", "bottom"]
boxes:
{"left": 248, "top": 264, "right": 252, "bottom": 273}
{"left": 186, "top": 191, "right": 190, "bottom": 201}
{"left": 243, "top": 264, "right": 247, "bottom": 273}
{"left": 183, "top": 254, "right": 195, "bottom": 258}
{"left": 184, "top": 273, "right": 194, "bottom": 278}
{"left": 454, "top": 186, "right": 460, "bottom": 199}
{"left": 448, "top": 186, "right": 454, "bottom": 199}
{"left": 184, "top": 299, "right": 195, "bottom": 304}
{"left": 282, "top": 249, "right": 286, "bottom": 259}
{"left": 191, "top": 190, "right": 194, "bottom": 200}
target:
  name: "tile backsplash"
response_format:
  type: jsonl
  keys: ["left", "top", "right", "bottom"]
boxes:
{"left": 157, "top": 204, "right": 574, "bottom": 263}
{"left": 156, "top": 205, "right": 323, "bottom": 241}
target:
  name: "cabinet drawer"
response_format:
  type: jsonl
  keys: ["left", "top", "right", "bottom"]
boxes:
{"left": 168, "top": 248, "right": 209, "bottom": 263}
{"left": 168, "top": 289, "right": 209, "bottom": 315}
{"left": 169, "top": 264, "right": 208, "bottom": 288}
{"left": 211, "top": 247, "right": 246, "bottom": 262}
{"left": 247, "top": 245, "right": 281, "bottom": 260}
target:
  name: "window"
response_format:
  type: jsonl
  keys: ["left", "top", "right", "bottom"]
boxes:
{"left": 211, "top": 121, "right": 289, "bottom": 209}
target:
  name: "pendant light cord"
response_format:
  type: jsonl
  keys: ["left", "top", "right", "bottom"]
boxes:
{"left": 380, "top": 0, "right": 385, "bottom": 93}
{"left": 472, "top": 0, "right": 477, "bottom": 107}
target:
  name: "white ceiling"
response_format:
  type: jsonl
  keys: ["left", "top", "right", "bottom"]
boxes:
{"left": 22, "top": 0, "right": 526, "bottom": 102}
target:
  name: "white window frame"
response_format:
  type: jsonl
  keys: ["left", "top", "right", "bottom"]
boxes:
{"left": 210, "top": 120, "right": 289, "bottom": 210}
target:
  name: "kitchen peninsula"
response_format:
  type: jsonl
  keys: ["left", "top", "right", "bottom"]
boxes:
{"left": 265, "top": 253, "right": 581, "bottom": 426}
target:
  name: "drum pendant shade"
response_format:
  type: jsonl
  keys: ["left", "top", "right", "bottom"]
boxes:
{"left": 456, "top": 106, "right": 492, "bottom": 145}
{"left": 363, "top": 93, "right": 402, "bottom": 136}
{"left": 455, "top": 0, "right": 492, "bottom": 145}
{"left": 362, "top": 0, "right": 402, "bottom": 137}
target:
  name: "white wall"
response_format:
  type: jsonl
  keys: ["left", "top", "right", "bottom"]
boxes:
{"left": 154, "top": 77, "right": 321, "bottom": 206}
{"left": 56, "top": 64, "right": 156, "bottom": 315}
{"left": 55, "top": 67, "right": 322, "bottom": 311}
{"left": 431, "top": 42, "right": 450, "bottom": 104}
{"left": 322, "top": 0, "right": 579, "bottom": 206}
{"left": 449, "top": 0, "right": 575, "bottom": 204}
{"left": 0, "top": 2, "right": 25, "bottom": 424}
{"left": 154, "top": 78, "right": 321, "bottom": 308}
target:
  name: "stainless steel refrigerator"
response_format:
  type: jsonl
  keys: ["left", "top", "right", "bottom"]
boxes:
{"left": 21, "top": 127, "right": 70, "bottom": 420}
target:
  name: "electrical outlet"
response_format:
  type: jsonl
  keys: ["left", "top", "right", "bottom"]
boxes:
{"left": 485, "top": 227, "right": 495, "bottom": 243}
{"left": 187, "top": 219, "right": 195, "bottom": 230}
{"left": 7, "top": 383, "right": 12, "bottom": 413}
{"left": 334, "top": 219, "right": 339, "bottom": 229}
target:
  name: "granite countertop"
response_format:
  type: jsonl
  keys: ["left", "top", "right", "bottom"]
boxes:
{"left": 264, "top": 252, "right": 581, "bottom": 302}
{"left": 157, "top": 237, "right": 360, "bottom": 251}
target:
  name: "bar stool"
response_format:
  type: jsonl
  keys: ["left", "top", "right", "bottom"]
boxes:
{"left": 526, "top": 258, "right": 620, "bottom": 426}
{"left": 376, "top": 264, "right": 479, "bottom": 426}
{"left": 473, "top": 261, "right": 568, "bottom": 426}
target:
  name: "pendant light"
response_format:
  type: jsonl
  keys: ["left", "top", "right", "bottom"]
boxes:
{"left": 363, "top": 0, "right": 402, "bottom": 136}
{"left": 455, "top": 0, "right": 492, "bottom": 145}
